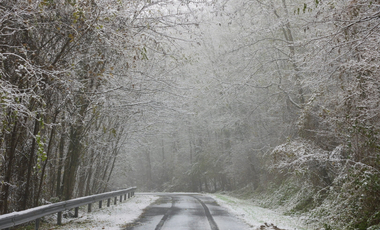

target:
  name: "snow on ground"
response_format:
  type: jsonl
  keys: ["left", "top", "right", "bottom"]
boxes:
{"left": 38, "top": 194, "right": 158, "bottom": 230}
{"left": 209, "top": 194, "right": 308, "bottom": 230}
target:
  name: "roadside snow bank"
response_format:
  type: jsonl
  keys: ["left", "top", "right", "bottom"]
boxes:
{"left": 40, "top": 194, "right": 158, "bottom": 230}
{"left": 209, "top": 194, "right": 308, "bottom": 230}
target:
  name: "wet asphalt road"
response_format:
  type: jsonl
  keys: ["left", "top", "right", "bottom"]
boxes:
{"left": 125, "top": 193, "right": 251, "bottom": 230}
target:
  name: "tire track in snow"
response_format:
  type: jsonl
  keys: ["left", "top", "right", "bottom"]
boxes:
{"left": 192, "top": 196, "right": 219, "bottom": 230}
{"left": 154, "top": 196, "right": 175, "bottom": 230}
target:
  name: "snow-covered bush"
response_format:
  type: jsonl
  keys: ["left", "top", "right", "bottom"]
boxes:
{"left": 311, "top": 163, "right": 380, "bottom": 229}
{"left": 271, "top": 140, "right": 335, "bottom": 190}
{"left": 268, "top": 139, "right": 380, "bottom": 229}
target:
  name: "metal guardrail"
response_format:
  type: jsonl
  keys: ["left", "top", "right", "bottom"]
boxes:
{"left": 0, "top": 187, "right": 136, "bottom": 230}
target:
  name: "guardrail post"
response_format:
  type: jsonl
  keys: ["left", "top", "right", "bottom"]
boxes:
{"left": 107, "top": 198, "right": 111, "bottom": 207}
{"left": 57, "top": 211, "right": 62, "bottom": 225}
{"left": 124, "top": 193, "right": 127, "bottom": 200}
{"left": 114, "top": 196, "right": 117, "bottom": 205}
{"left": 88, "top": 203, "right": 92, "bottom": 212}
{"left": 99, "top": 200, "right": 102, "bottom": 208}
{"left": 35, "top": 218, "right": 40, "bottom": 230}
{"left": 128, "top": 192, "right": 131, "bottom": 198}
{"left": 120, "top": 195, "right": 123, "bottom": 202}
{"left": 74, "top": 207, "right": 79, "bottom": 217}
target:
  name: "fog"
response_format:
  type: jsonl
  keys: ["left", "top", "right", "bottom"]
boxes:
{"left": 1, "top": 0, "right": 380, "bottom": 229}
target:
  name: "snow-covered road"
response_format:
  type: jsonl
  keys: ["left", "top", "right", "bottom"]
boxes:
{"left": 126, "top": 193, "right": 250, "bottom": 230}
{"left": 38, "top": 193, "right": 307, "bottom": 230}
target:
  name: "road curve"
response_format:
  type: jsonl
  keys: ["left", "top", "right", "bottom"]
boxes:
{"left": 125, "top": 193, "right": 251, "bottom": 230}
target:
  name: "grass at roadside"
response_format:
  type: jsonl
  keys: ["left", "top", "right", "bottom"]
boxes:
{"left": 210, "top": 193, "right": 309, "bottom": 230}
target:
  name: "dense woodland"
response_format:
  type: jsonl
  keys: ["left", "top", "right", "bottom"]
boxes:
{"left": 1, "top": 0, "right": 380, "bottom": 229}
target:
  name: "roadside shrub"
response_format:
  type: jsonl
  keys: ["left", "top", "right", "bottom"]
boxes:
{"left": 310, "top": 165, "right": 380, "bottom": 229}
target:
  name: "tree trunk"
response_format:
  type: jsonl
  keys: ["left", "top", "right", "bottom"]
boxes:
{"left": 62, "top": 94, "right": 89, "bottom": 200}
{"left": 271, "top": 0, "right": 305, "bottom": 107}
{"left": 56, "top": 122, "right": 66, "bottom": 199}
{"left": 85, "top": 164, "right": 93, "bottom": 196}
{"left": 0, "top": 119, "right": 20, "bottom": 214}
{"left": 281, "top": 0, "right": 304, "bottom": 105}
{"left": 145, "top": 150, "right": 152, "bottom": 189}
{"left": 21, "top": 116, "right": 39, "bottom": 210}
{"left": 105, "top": 153, "right": 118, "bottom": 192}
{"left": 35, "top": 111, "right": 58, "bottom": 206}
{"left": 62, "top": 125, "right": 83, "bottom": 200}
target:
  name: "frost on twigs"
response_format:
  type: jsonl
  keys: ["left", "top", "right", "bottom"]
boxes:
{"left": 270, "top": 140, "right": 336, "bottom": 186}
